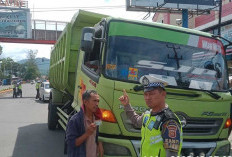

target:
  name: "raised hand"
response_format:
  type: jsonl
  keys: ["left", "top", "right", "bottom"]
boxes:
{"left": 86, "top": 123, "right": 97, "bottom": 136}
{"left": 118, "top": 89, "right": 130, "bottom": 106}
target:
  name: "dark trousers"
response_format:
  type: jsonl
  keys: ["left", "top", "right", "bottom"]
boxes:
{"left": 18, "top": 89, "right": 22, "bottom": 97}
{"left": 13, "top": 88, "right": 16, "bottom": 98}
{"left": 36, "top": 89, "right": 39, "bottom": 99}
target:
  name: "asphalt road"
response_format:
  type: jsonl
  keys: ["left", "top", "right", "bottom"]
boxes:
{"left": 0, "top": 83, "right": 66, "bottom": 157}
{"left": 1, "top": 83, "right": 232, "bottom": 157}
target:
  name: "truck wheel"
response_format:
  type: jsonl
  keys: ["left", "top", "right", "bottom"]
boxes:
{"left": 48, "top": 100, "right": 58, "bottom": 130}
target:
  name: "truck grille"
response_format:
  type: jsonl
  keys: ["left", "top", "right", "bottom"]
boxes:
{"left": 122, "top": 111, "right": 223, "bottom": 136}
{"left": 176, "top": 113, "right": 223, "bottom": 136}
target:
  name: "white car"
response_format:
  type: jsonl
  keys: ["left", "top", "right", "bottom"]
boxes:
{"left": 39, "top": 82, "right": 51, "bottom": 102}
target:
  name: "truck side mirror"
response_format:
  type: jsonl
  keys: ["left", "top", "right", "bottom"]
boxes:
{"left": 81, "top": 27, "right": 95, "bottom": 52}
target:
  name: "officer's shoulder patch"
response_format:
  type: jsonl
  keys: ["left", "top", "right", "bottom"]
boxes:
{"left": 162, "top": 120, "right": 181, "bottom": 152}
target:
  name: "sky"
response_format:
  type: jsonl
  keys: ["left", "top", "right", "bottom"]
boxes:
{"left": 0, "top": 0, "right": 153, "bottom": 61}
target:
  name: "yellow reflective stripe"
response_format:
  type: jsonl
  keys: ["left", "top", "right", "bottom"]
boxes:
{"left": 150, "top": 135, "right": 163, "bottom": 145}
{"left": 150, "top": 135, "right": 162, "bottom": 140}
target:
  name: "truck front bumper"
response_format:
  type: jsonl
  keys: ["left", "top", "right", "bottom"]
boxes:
{"left": 99, "top": 136, "right": 230, "bottom": 157}
{"left": 182, "top": 140, "right": 230, "bottom": 156}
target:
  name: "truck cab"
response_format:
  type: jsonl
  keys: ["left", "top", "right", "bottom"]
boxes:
{"left": 48, "top": 10, "right": 232, "bottom": 156}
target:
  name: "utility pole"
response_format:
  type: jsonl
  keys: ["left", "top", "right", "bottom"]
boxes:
{"left": 182, "top": 9, "right": 188, "bottom": 28}
{"left": 0, "top": 46, "right": 2, "bottom": 56}
{"left": 0, "top": 61, "right": 2, "bottom": 75}
{"left": 4, "top": 63, "right": 5, "bottom": 77}
{"left": 218, "top": 0, "right": 222, "bottom": 36}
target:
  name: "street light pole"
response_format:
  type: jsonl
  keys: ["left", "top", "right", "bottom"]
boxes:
{"left": 3, "top": 63, "right": 5, "bottom": 76}
{"left": 11, "top": 62, "right": 13, "bottom": 75}
{"left": 218, "top": 0, "right": 222, "bottom": 36}
{"left": 0, "top": 61, "right": 2, "bottom": 75}
{"left": 182, "top": 9, "right": 188, "bottom": 28}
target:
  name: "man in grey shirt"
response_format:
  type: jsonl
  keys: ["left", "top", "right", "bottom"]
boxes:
{"left": 119, "top": 75, "right": 182, "bottom": 157}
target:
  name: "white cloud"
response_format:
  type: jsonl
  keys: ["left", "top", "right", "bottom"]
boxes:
{"left": 0, "top": 0, "right": 153, "bottom": 61}
{"left": 29, "top": 0, "right": 150, "bottom": 21}
{"left": 0, "top": 43, "right": 52, "bottom": 61}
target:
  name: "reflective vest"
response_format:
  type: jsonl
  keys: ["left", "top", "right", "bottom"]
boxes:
{"left": 36, "top": 83, "right": 40, "bottom": 89}
{"left": 141, "top": 110, "right": 183, "bottom": 157}
{"left": 18, "top": 84, "right": 22, "bottom": 89}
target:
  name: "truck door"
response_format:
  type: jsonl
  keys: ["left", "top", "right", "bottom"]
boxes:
{"left": 75, "top": 24, "right": 105, "bottom": 108}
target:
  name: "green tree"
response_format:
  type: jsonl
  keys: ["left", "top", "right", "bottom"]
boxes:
{"left": 18, "top": 63, "right": 26, "bottom": 79}
{"left": 0, "top": 57, "right": 15, "bottom": 78}
{"left": 23, "top": 50, "right": 40, "bottom": 80}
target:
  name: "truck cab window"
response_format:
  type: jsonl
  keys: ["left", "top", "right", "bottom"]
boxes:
{"left": 105, "top": 36, "right": 228, "bottom": 91}
{"left": 84, "top": 28, "right": 102, "bottom": 74}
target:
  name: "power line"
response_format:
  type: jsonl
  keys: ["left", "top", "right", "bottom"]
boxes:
{"left": 31, "top": 5, "right": 125, "bottom": 12}
{"left": 32, "top": 5, "right": 125, "bottom": 10}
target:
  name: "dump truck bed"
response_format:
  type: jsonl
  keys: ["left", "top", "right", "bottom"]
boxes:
{"left": 49, "top": 10, "right": 107, "bottom": 95}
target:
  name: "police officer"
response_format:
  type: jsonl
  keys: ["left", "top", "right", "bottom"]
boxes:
{"left": 119, "top": 75, "right": 182, "bottom": 157}
{"left": 12, "top": 82, "right": 17, "bottom": 98}
{"left": 35, "top": 81, "right": 41, "bottom": 99}
{"left": 18, "top": 81, "right": 22, "bottom": 98}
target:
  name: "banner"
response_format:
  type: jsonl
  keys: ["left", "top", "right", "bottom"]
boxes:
{"left": 0, "top": 10, "right": 31, "bottom": 38}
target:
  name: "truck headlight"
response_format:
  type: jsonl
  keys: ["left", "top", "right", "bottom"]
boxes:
{"left": 103, "top": 142, "right": 131, "bottom": 156}
{"left": 215, "top": 144, "right": 230, "bottom": 156}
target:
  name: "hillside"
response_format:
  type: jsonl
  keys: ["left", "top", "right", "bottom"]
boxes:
{"left": 17, "top": 58, "right": 50, "bottom": 76}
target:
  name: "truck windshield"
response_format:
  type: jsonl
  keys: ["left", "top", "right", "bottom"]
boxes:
{"left": 105, "top": 36, "right": 228, "bottom": 91}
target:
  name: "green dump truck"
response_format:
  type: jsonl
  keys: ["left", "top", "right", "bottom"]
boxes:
{"left": 48, "top": 10, "right": 232, "bottom": 156}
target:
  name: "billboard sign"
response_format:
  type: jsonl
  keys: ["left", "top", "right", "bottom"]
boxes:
{"left": 164, "top": 0, "right": 216, "bottom": 6}
{"left": 0, "top": 10, "right": 31, "bottom": 38}
{"left": 127, "top": 0, "right": 219, "bottom": 13}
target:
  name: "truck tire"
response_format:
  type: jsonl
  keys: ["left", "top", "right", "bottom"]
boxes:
{"left": 48, "top": 100, "right": 58, "bottom": 130}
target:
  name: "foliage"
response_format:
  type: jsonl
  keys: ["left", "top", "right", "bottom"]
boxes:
{"left": 23, "top": 50, "right": 41, "bottom": 80}
{"left": 0, "top": 50, "right": 41, "bottom": 80}
{"left": 18, "top": 57, "right": 50, "bottom": 76}
{"left": 0, "top": 57, "right": 18, "bottom": 79}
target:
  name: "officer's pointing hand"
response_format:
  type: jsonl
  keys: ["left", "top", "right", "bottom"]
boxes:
{"left": 119, "top": 89, "right": 129, "bottom": 106}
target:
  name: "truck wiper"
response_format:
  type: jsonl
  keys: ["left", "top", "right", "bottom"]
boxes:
{"left": 204, "top": 90, "right": 221, "bottom": 100}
